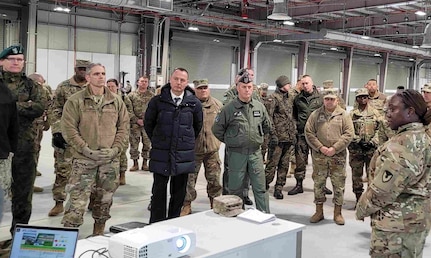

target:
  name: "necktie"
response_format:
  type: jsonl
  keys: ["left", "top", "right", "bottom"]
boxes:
{"left": 174, "top": 97, "right": 181, "bottom": 106}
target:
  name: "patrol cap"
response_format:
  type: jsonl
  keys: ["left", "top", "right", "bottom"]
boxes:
{"left": 322, "top": 89, "right": 338, "bottom": 99}
{"left": 355, "top": 88, "right": 369, "bottom": 97}
{"left": 259, "top": 83, "right": 269, "bottom": 91}
{"left": 75, "top": 59, "right": 91, "bottom": 68}
{"left": 196, "top": 79, "right": 209, "bottom": 88}
{"left": 213, "top": 195, "right": 244, "bottom": 217}
{"left": 275, "top": 75, "right": 291, "bottom": 88}
{"left": 0, "top": 44, "right": 24, "bottom": 60}
{"left": 322, "top": 80, "right": 334, "bottom": 89}
{"left": 192, "top": 80, "right": 200, "bottom": 87}
{"left": 421, "top": 84, "right": 431, "bottom": 93}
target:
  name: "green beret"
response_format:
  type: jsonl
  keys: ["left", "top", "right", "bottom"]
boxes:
{"left": 0, "top": 44, "right": 24, "bottom": 60}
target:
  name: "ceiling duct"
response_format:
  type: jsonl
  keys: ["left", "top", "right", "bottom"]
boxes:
{"left": 421, "top": 23, "right": 431, "bottom": 48}
{"left": 84, "top": 0, "right": 173, "bottom": 12}
{"left": 267, "top": 0, "right": 291, "bottom": 21}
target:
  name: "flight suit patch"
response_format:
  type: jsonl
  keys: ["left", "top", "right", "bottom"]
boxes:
{"left": 253, "top": 110, "right": 261, "bottom": 117}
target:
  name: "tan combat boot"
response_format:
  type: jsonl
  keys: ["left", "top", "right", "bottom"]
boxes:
{"left": 334, "top": 205, "right": 345, "bottom": 225}
{"left": 129, "top": 159, "right": 139, "bottom": 171}
{"left": 48, "top": 201, "right": 64, "bottom": 216}
{"left": 119, "top": 171, "right": 126, "bottom": 185}
{"left": 93, "top": 222, "right": 105, "bottom": 236}
{"left": 180, "top": 202, "right": 192, "bottom": 216}
{"left": 141, "top": 159, "right": 149, "bottom": 171}
{"left": 310, "top": 204, "right": 324, "bottom": 223}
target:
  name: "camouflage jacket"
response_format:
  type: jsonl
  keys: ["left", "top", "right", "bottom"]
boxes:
{"left": 51, "top": 76, "right": 87, "bottom": 134}
{"left": 293, "top": 87, "right": 323, "bottom": 134}
{"left": 61, "top": 86, "right": 129, "bottom": 160}
{"left": 33, "top": 84, "right": 53, "bottom": 125}
{"left": 0, "top": 71, "right": 45, "bottom": 130}
{"left": 128, "top": 90, "right": 155, "bottom": 125}
{"left": 348, "top": 105, "right": 381, "bottom": 151}
{"left": 195, "top": 96, "right": 222, "bottom": 155}
{"left": 305, "top": 105, "right": 354, "bottom": 155}
{"left": 265, "top": 88, "right": 296, "bottom": 143}
{"left": 356, "top": 123, "right": 431, "bottom": 233}
{"left": 368, "top": 91, "right": 387, "bottom": 116}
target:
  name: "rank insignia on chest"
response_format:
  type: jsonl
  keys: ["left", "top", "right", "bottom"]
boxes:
{"left": 253, "top": 110, "right": 261, "bottom": 117}
{"left": 234, "top": 111, "right": 242, "bottom": 117}
{"left": 318, "top": 115, "right": 326, "bottom": 122}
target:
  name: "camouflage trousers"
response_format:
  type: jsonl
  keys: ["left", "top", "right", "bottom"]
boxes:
{"left": 184, "top": 151, "right": 222, "bottom": 203}
{"left": 265, "top": 142, "right": 293, "bottom": 191}
{"left": 119, "top": 149, "right": 128, "bottom": 173}
{"left": 294, "top": 134, "right": 309, "bottom": 180}
{"left": 370, "top": 228, "right": 428, "bottom": 258}
{"left": 129, "top": 126, "right": 151, "bottom": 160}
{"left": 311, "top": 151, "right": 347, "bottom": 206}
{"left": 32, "top": 122, "right": 44, "bottom": 167}
{"left": 62, "top": 158, "right": 120, "bottom": 226}
{"left": 52, "top": 146, "right": 73, "bottom": 202}
{"left": 11, "top": 149, "right": 37, "bottom": 234}
{"left": 228, "top": 150, "right": 269, "bottom": 213}
{"left": 349, "top": 150, "right": 374, "bottom": 194}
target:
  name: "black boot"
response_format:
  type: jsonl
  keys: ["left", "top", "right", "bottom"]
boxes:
{"left": 288, "top": 179, "right": 303, "bottom": 195}
{"left": 324, "top": 186, "right": 333, "bottom": 195}
{"left": 273, "top": 189, "right": 284, "bottom": 199}
{"left": 243, "top": 196, "right": 253, "bottom": 205}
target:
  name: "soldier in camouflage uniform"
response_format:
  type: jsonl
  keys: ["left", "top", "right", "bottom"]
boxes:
{"left": 305, "top": 89, "right": 354, "bottom": 225}
{"left": 322, "top": 79, "right": 346, "bottom": 109}
{"left": 421, "top": 84, "right": 431, "bottom": 137}
{"left": 264, "top": 76, "right": 296, "bottom": 200}
{"left": 106, "top": 78, "right": 132, "bottom": 185}
{"left": 365, "top": 79, "right": 387, "bottom": 116}
{"left": 348, "top": 88, "right": 381, "bottom": 205}
{"left": 180, "top": 79, "right": 222, "bottom": 216}
{"left": 259, "top": 83, "right": 270, "bottom": 163}
{"left": 48, "top": 59, "right": 90, "bottom": 217}
{"left": 128, "top": 76, "right": 154, "bottom": 171}
{"left": 356, "top": 89, "right": 431, "bottom": 257}
{"left": 0, "top": 45, "right": 45, "bottom": 235}
{"left": 61, "top": 63, "right": 129, "bottom": 235}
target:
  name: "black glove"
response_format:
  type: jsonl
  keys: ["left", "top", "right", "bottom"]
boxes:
{"left": 269, "top": 135, "right": 279, "bottom": 147}
{"left": 52, "top": 133, "right": 67, "bottom": 149}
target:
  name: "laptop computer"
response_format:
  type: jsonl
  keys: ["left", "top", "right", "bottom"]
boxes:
{"left": 10, "top": 224, "right": 79, "bottom": 258}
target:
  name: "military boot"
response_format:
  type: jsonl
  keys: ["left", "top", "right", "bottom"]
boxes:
{"left": 273, "top": 189, "right": 284, "bottom": 199}
{"left": 310, "top": 204, "right": 324, "bottom": 223}
{"left": 119, "top": 171, "right": 126, "bottom": 185}
{"left": 334, "top": 205, "right": 345, "bottom": 225}
{"left": 93, "top": 222, "right": 105, "bottom": 236}
{"left": 129, "top": 159, "right": 139, "bottom": 171}
{"left": 141, "top": 159, "right": 149, "bottom": 171}
{"left": 48, "top": 201, "right": 64, "bottom": 216}
{"left": 180, "top": 202, "right": 192, "bottom": 216}
{"left": 36, "top": 170, "right": 42, "bottom": 176}
{"left": 33, "top": 186, "right": 44, "bottom": 193}
{"left": 354, "top": 192, "right": 362, "bottom": 209}
{"left": 209, "top": 197, "right": 214, "bottom": 209}
{"left": 288, "top": 179, "right": 303, "bottom": 195}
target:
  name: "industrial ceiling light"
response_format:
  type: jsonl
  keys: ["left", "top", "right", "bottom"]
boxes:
{"left": 415, "top": 10, "right": 426, "bottom": 16}
{"left": 188, "top": 25, "right": 199, "bottom": 31}
{"left": 53, "top": 0, "right": 71, "bottom": 13}
{"left": 330, "top": 47, "right": 338, "bottom": 51}
{"left": 283, "top": 20, "right": 295, "bottom": 26}
{"left": 268, "top": 0, "right": 292, "bottom": 21}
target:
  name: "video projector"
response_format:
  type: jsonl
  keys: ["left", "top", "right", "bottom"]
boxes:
{"left": 108, "top": 224, "right": 196, "bottom": 258}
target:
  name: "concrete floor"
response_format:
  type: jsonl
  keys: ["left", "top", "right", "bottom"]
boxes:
{"left": 0, "top": 130, "right": 430, "bottom": 258}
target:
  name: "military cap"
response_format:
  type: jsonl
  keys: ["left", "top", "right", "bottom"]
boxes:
{"left": 75, "top": 59, "right": 91, "bottom": 68}
{"left": 192, "top": 80, "right": 200, "bottom": 87}
{"left": 322, "top": 80, "right": 334, "bottom": 89}
{"left": 421, "top": 84, "right": 431, "bottom": 93}
{"left": 322, "top": 89, "right": 338, "bottom": 99}
{"left": 259, "top": 83, "right": 269, "bottom": 91}
{"left": 355, "top": 88, "right": 369, "bottom": 97}
{"left": 196, "top": 79, "right": 209, "bottom": 88}
{"left": 213, "top": 195, "right": 244, "bottom": 217}
{"left": 0, "top": 44, "right": 24, "bottom": 60}
{"left": 275, "top": 75, "right": 291, "bottom": 88}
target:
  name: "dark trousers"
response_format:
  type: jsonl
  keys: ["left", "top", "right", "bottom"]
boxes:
{"left": 11, "top": 151, "right": 36, "bottom": 235}
{"left": 149, "top": 173, "right": 188, "bottom": 223}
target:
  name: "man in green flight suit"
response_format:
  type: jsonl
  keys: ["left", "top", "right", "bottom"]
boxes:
{"left": 212, "top": 71, "right": 272, "bottom": 213}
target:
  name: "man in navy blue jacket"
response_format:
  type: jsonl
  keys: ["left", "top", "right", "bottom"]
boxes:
{"left": 145, "top": 68, "right": 203, "bottom": 223}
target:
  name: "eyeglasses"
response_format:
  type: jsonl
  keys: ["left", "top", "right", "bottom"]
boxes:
{"left": 6, "top": 57, "right": 25, "bottom": 63}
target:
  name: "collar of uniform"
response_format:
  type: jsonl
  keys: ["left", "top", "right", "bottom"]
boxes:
{"left": 396, "top": 122, "right": 424, "bottom": 134}
{"left": 1, "top": 71, "right": 23, "bottom": 82}
{"left": 83, "top": 85, "right": 115, "bottom": 102}
{"left": 233, "top": 97, "right": 255, "bottom": 108}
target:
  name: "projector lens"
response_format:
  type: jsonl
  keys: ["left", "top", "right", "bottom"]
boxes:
{"left": 176, "top": 235, "right": 191, "bottom": 253}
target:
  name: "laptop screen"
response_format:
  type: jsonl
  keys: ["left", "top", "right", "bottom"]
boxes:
{"left": 10, "top": 224, "right": 79, "bottom": 258}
